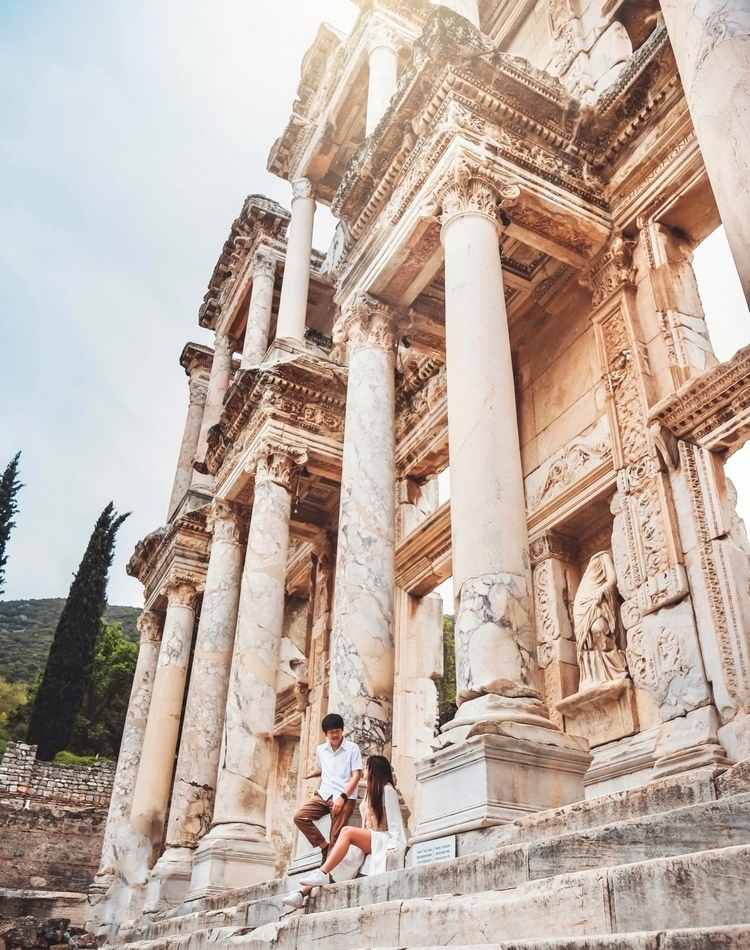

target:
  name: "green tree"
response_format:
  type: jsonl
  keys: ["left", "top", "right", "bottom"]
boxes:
{"left": 0, "top": 452, "right": 23, "bottom": 596}
{"left": 69, "top": 620, "right": 137, "bottom": 759}
{"left": 437, "top": 614, "right": 457, "bottom": 728}
{"left": 0, "top": 674, "right": 28, "bottom": 754}
{"left": 27, "top": 502, "right": 129, "bottom": 760}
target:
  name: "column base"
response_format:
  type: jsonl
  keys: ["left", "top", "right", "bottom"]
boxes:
{"left": 414, "top": 731, "right": 591, "bottom": 839}
{"left": 653, "top": 706, "right": 732, "bottom": 779}
{"left": 143, "top": 846, "right": 194, "bottom": 915}
{"left": 186, "top": 823, "right": 277, "bottom": 901}
{"left": 85, "top": 871, "right": 114, "bottom": 934}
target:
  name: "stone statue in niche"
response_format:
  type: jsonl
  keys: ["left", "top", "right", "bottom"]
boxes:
{"left": 573, "top": 551, "right": 628, "bottom": 691}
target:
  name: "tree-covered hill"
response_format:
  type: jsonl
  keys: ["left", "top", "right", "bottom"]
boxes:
{"left": 0, "top": 598, "right": 140, "bottom": 682}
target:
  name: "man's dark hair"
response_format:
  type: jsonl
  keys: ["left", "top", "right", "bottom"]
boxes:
{"left": 321, "top": 713, "right": 344, "bottom": 733}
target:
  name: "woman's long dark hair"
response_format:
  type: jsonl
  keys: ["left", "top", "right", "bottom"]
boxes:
{"left": 366, "top": 755, "right": 396, "bottom": 827}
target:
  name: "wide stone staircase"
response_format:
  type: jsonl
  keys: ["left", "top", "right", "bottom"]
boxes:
{"left": 115, "top": 760, "right": 750, "bottom": 949}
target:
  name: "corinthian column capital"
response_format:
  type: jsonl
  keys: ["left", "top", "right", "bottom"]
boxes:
{"left": 252, "top": 441, "right": 308, "bottom": 493}
{"left": 366, "top": 19, "right": 403, "bottom": 54}
{"left": 252, "top": 250, "right": 276, "bottom": 282}
{"left": 207, "top": 498, "right": 249, "bottom": 543}
{"left": 428, "top": 154, "right": 521, "bottom": 232}
{"left": 136, "top": 609, "right": 164, "bottom": 644}
{"left": 291, "top": 177, "right": 315, "bottom": 202}
{"left": 188, "top": 376, "right": 209, "bottom": 406}
{"left": 334, "top": 292, "right": 399, "bottom": 355}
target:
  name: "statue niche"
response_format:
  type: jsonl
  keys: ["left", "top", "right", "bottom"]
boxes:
{"left": 572, "top": 551, "right": 627, "bottom": 691}
{"left": 556, "top": 549, "right": 638, "bottom": 748}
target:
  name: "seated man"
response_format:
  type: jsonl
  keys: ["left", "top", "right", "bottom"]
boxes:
{"left": 293, "top": 713, "right": 363, "bottom": 864}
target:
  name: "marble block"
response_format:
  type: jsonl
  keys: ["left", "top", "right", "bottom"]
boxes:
{"left": 414, "top": 732, "right": 591, "bottom": 839}
{"left": 187, "top": 824, "right": 277, "bottom": 901}
{"left": 557, "top": 678, "right": 638, "bottom": 748}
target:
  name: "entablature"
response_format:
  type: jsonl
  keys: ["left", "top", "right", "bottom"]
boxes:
{"left": 650, "top": 345, "right": 750, "bottom": 458}
{"left": 205, "top": 348, "right": 347, "bottom": 520}
{"left": 127, "top": 508, "right": 211, "bottom": 609}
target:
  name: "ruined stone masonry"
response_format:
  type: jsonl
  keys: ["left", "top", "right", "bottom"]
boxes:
{"left": 88, "top": 1, "right": 750, "bottom": 947}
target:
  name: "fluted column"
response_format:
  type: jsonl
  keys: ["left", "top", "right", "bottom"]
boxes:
{"left": 660, "top": 0, "right": 750, "bottom": 305}
{"left": 442, "top": 0, "right": 480, "bottom": 28}
{"left": 275, "top": 179, "right": 316, "bottom": 342}
{"left": 329, "top": 294, "right": 397, "bottom": 753}
{"left": 366, "top": 25, "right": 400, "bottom": 135}
{"left": 130, "top": 580, "right": 198, "bottom": 864}
{"left": 189, "top": 443, "right": 306, "bottom": 898}
{"left": 436, "top": 156, "right": 546, "bottom": 730}
{"left": 168, "top": 373, "right": 209, "bottom": 519}
{"left": 145, "top": 502, "right": 247, "bottom": 912}
{"left": 241, "top": 252, "right": 276, "bottom": 368}
{"left": 87, "top": 610, "right": 163, "bottom": 931}
{"left": 193, "top": 332, "right": 234, "bottom": 489}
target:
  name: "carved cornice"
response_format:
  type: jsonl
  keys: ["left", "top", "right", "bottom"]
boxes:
{"left": 205, "top": 353, "right": 347, "bottom": 478}
{"left": 528, "top": 530, "right": 579, "bottom": 567}
{"left": 251, "top": 441, "right": 308, "bottom": 493}
{"left": 333, "top": 292, "right": 399, "bottom": 355}
{"left": 198, "top": 194, "right": 290, "bottom": 330}
{"left": 127, "top": 508, "right": 211, "bottom": 605}
{"left": 180, "top": 342, "right": 214, "bottom": 378}
{"left": 649, "top": 345, "right": 750, "bottom": 456}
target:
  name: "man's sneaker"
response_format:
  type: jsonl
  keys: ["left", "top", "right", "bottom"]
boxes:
{"left": 281, "top": 890, "right": 306, "bottom": 909}
{"left": 299, "top": 869, "right": 329, "bottom": 887}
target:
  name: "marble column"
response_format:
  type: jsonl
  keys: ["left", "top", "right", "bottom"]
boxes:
{"left": 329, "top": 294, "right": 397, "bottom": 753}
{"left": 241, "top": 252, "right": 276, "bottom": 368}
{"left": 188, "top": 443, "right": 306, "bottom": 898}
{"left": 193, "top": 332, "right": 234, "bottom": 490}
{"left": 168, "top": 373, "right": 209, "bottom": 520}
{"left": 438, "top": 160, "right": 543, "bottom": 731}
{"left": 413, "top": 156, "right": 590, "bottom": 838}
{"left": 366, "top": 26, "right": 400, "bottom": 136}
{"left": 129, "top": 580, "right": 198, "bottom": 865}
{"left": 660, "top": 0, "right": 750, "bottom": 305}
{"left": 442, "top": 0, "right": 480, "bottom": 28}
{"left": 86, "top": 609, "right": 163, "bottom": 932}
{"left": 275, "top": 179, "right": 316, "bottom": 342}
{"left": 144, "top": 501, "right": 247, "bottom": 912}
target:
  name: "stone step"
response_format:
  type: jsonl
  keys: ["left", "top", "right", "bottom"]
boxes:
{"left": 120, "top": 843, "right": 750, "bottom": 950}
{"left": 121, "top": 791, "right": 750, "bottom": 945}
{"left": 362, "top": 927, "right": 750, "bottom": 949}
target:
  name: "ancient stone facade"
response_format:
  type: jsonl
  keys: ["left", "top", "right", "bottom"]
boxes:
{"left": 90, "top": 0, "right": 750, "bottom": 945}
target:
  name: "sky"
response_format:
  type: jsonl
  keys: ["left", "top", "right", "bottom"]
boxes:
{"left": 1, "top": 1, "right": 748, "bottom": 609}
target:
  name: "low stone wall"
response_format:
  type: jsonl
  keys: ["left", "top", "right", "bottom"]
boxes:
{"left": 0, "top": 742, "right": 114, "bottom": 807}
{"left": 0, "top": 743, "right": 114, "bottom": 895}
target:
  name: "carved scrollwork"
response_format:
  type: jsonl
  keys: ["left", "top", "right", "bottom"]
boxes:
{"left": 291, "top": 177, "right": 315, "bottom": 201}
{"left": 207, "top": 498, "right": 249, "bottom": 544}
{"left": 136, "top": 609, "right": 163, "bottom": 644}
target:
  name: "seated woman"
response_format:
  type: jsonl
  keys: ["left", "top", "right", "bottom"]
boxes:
{"left": 283, "top": 755, "right": 406, "bottom": 907}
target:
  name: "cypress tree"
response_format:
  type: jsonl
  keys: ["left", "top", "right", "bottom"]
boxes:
{"left": 0, "top": 451, "right": 23, "bottom": 596}
{"left": 27, "top": 502, "right": 130, "bottom": 760}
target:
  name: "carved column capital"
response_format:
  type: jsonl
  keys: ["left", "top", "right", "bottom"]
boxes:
{"left": 583, "top": 231, "right": 637, "bottom": 308}
{"left": 291, "top": 177, "right": 315, "bottom": 202}
{"left": 428, "top": 154, "right": 521, "bottom": 232}
{"left": 207, "top": 498, "right": 249, "bottom": 543}
{"left": 529, "top": 530, "right": 579, "bottom": 566}
{"left": 252, "top": 441, "right": 308, "bottom": 493}
{"left": 252, "top": 251, "right": 276, "bottom": 282}
{"left": 188, "top": 376, "right": 209, "bottom": 407}
{"left": 334, "top": 292, "right": 399, "bottom": 354}
{"left": 136, "top": 609, "right": 163, "bottom": 644}
{"left": 163, "top": 578, "right": 200, "bottom": 609}
{"left": 366, "top": 19, "right": 403, "bottom": 54}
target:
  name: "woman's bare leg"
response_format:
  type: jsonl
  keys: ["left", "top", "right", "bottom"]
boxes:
{"left": 321, "top": 827, "right": 372, "bottom": 874}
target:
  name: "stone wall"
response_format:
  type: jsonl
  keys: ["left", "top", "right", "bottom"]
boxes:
{"left": 0, "top": 743, "right": 114, "bottom": 894}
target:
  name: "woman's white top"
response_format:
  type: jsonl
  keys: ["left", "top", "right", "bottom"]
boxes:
{"left": 360, "top": 784, "right": 407, "bottom": 877}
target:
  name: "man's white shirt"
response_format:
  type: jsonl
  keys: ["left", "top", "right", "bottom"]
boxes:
{"left": 316, "top": 738, "right": 363, "bottom": 800}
